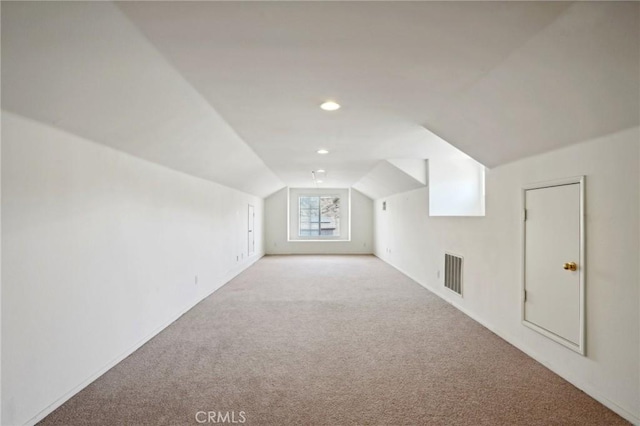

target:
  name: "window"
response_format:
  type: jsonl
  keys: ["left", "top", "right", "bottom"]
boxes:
{"left": 298, "top": 196, "right": 340, "bottom": 237}
{"left": 288, "top": 188, "right": 350, "bottom": 242}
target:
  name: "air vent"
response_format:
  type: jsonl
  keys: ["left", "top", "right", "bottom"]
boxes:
{"left": 444, "top": 253, "right": 463, "bottom": 296}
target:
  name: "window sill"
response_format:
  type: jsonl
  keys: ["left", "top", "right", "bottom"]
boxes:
{"left": 287, "top": 239, "right": 351, "bottom": 243}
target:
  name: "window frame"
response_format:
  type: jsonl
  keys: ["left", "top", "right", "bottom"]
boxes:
{"left": 298, "top": 195, "right": 341, "bottom": 238}
{"left": 287, "top": 188, "right": 351, "bottom": 242}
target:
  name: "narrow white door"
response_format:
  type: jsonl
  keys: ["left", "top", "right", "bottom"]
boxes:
{"left": 248, "top": 204, "right": 255, "bottom": 256}
{"left": 523, "top": 178, "right": 584, "bottom": 354}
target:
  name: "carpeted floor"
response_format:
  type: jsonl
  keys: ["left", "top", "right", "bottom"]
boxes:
{"left": 40, "top": 255, "right": 628, "bottom": 425}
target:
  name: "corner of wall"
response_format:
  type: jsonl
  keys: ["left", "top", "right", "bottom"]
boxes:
{"left": 2, "top": 115, "right": 271, "bottom": 425}
{"left": 372, "top": 129, "right": 640, "bottom": 423}
{"left": 265, "top": 186, "right": 373, "bottom": 255}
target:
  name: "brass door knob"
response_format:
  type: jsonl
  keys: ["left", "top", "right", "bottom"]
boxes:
{"left": 563, "top": 262, "right": 577, "bottom": 271}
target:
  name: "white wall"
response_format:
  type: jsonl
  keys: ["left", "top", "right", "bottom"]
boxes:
{"left": 1, "top": 112, "right": 265, "bottom": 426}
{"left": 429, "top": 156, "right": 486, "bottom": 216}
{"left": 0, "top": 85, "right": 3, "bottom": 426}
{"left": 266, "top": 187, "right": 373, "bottom": 254}
{"left": 2, "top": 2, "right": 284, "bottom": 199}
{"left": 374, "top": 127, "right": 640, "bottom": 423}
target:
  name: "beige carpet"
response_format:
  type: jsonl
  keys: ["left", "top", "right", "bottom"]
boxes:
{"left": 40, "top": 255, "right": 627, "bottom": 425}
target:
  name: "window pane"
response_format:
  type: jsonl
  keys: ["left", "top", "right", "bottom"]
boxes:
{"left": 299, "top": 197, "right": 312, "bottom": 208}
{"left": 300, "top": 208, "right": 313, "bottom": 219}
{"left": 320, "top": 197, "right": 340, "bottom": 236}
{"left": 300, "top": 197, "right": 320, "bottom": 209}
{"left": 298, "top": 195, "right": 340, "bottom": 237}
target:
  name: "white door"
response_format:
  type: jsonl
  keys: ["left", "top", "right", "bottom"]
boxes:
{"left": 248, "top": 205, "right": 255, "bottom": 256}
{"left": 523, "top": 177, "right": 584, "bottom": 354}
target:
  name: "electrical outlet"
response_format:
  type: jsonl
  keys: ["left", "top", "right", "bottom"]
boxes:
{"left": 236, "top": 256, "right": 239, "bottom": 261}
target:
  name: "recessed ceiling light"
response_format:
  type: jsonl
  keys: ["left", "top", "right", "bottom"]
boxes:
{"left": 320, "top": 101, "right": 340, "bottom": 111}
{"left": 316, "top": 180, "right": 323, "bottom": 183}
{"left": 316, "top": 169, "right": 326, "bottom": 173}
{"left": 317, "top": 149, "right": 329, "bottom": 154}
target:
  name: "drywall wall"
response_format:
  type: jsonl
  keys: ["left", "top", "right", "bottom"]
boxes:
{"left": 1, "top": 112, "right": 265, "bottom": 426}
{"left": 353, "top": 160, "right": 427, "bottom": 200}
{"left": 374, "top": 127, "right": 640, "bottom": 423}
{"left": 429, "top": 156, "right": 485, "bottom": 216}
{"left": 387, "top": 159, "right": 428, "bottom": 185}
{"left": 266, "top": 187, "right": 373, "bottom": 254}
{"left": 0, "top": 103, "right": 3, "bottom": 426}
{"left": 2, "top": 2, "right": 283, "bottom": 198}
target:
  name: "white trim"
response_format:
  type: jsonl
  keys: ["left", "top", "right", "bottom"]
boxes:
{"left": 374, "top": 253, "right": 639, "bottom": 425}
{"left": 247, "top": 204, "right": 255, "bottom": 256}
{"left": 521, "top": 175, "right": 586, "bottom": 355}
{"left": 521, "top": 175, "right": 585, "bottom": 191}
{"left": 287, "top": 240, "right": 352, "bottom": 243}
{"left": 286, "top": 186, "right": 291, "bottom": 241}
{"left": 287, "top": 187, "right": 351, "bottom": 242}
{"left": 296, "top": 193, "right": 343, "bottom": 240}
{"left": 453, "top": 300, "right": 638, "bottom": 425}
{"left": 348, "top": 187, "right": 352, "bottom": 241}
{"left": 22, "top": 254, "right": 264, "bottom": 426}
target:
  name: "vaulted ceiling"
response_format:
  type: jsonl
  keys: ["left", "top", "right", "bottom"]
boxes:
{"left": 2, "top": 2, "right": 638, "bottom": 197}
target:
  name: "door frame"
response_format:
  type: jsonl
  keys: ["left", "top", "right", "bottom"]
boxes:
{"left": 521, "top": 175, "right": 586, "bottom": 355}
{"left": 247, "top": 204, "right": 255, "bottom": 256}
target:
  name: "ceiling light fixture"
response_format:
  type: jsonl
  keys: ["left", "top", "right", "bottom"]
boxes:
{"left": 316, "top": 180, "right": 323, "bottom": 184}
{"left": 316, "top": 169, "right": 326, "bottom": 173}
{"left": 320, "top": 101, "right": 340, "bottom": 111}
{"left": 317, "top": 149, "right": 329, "bottom": 154}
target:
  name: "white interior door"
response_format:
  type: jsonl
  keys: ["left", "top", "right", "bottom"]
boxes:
{"left": 248, "top": 204, "right": 255, "bottom": 256}
{"left": 523, "top": 177, "right": 584, "bottom": 354}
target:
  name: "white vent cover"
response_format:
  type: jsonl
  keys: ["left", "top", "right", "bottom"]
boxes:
{"left": 444, "top": 253, "right": 463, "bottom": 296}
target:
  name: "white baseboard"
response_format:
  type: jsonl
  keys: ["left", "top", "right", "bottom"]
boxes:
{"left": 375, "top": 254, "right": 640, "bottom": 426}
{"left": 265, "top": 251, "right": 374, "bottom": 255}
{"left": 449, "top": 300, "right": 640, "bottom": 425}
{"left": 23, "top": 254, "right": 264, "bottom": 426}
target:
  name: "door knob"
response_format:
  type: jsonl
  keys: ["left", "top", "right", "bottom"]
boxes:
{"left": 563, "top": 262, "right": 577, "bottom": 271}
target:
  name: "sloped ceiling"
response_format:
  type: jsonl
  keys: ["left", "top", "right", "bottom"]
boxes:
{"left": 352, "top": 160, "right": 427, "bottom": 201}
{"left": 2, "top": 2, "right": 638, "bottom": 195}
{"left": 1, "top": 2, "right": 284, "bottom": 197}
{"left": 425, "top": 2, "right": 640, "bottom": 166}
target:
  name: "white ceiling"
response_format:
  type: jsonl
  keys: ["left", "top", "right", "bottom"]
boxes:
{"left": 3, "top": 2, "right": 638, "bottom": 197}
{"left": 2, "top": 2, "right": 283, "bottom": 197}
